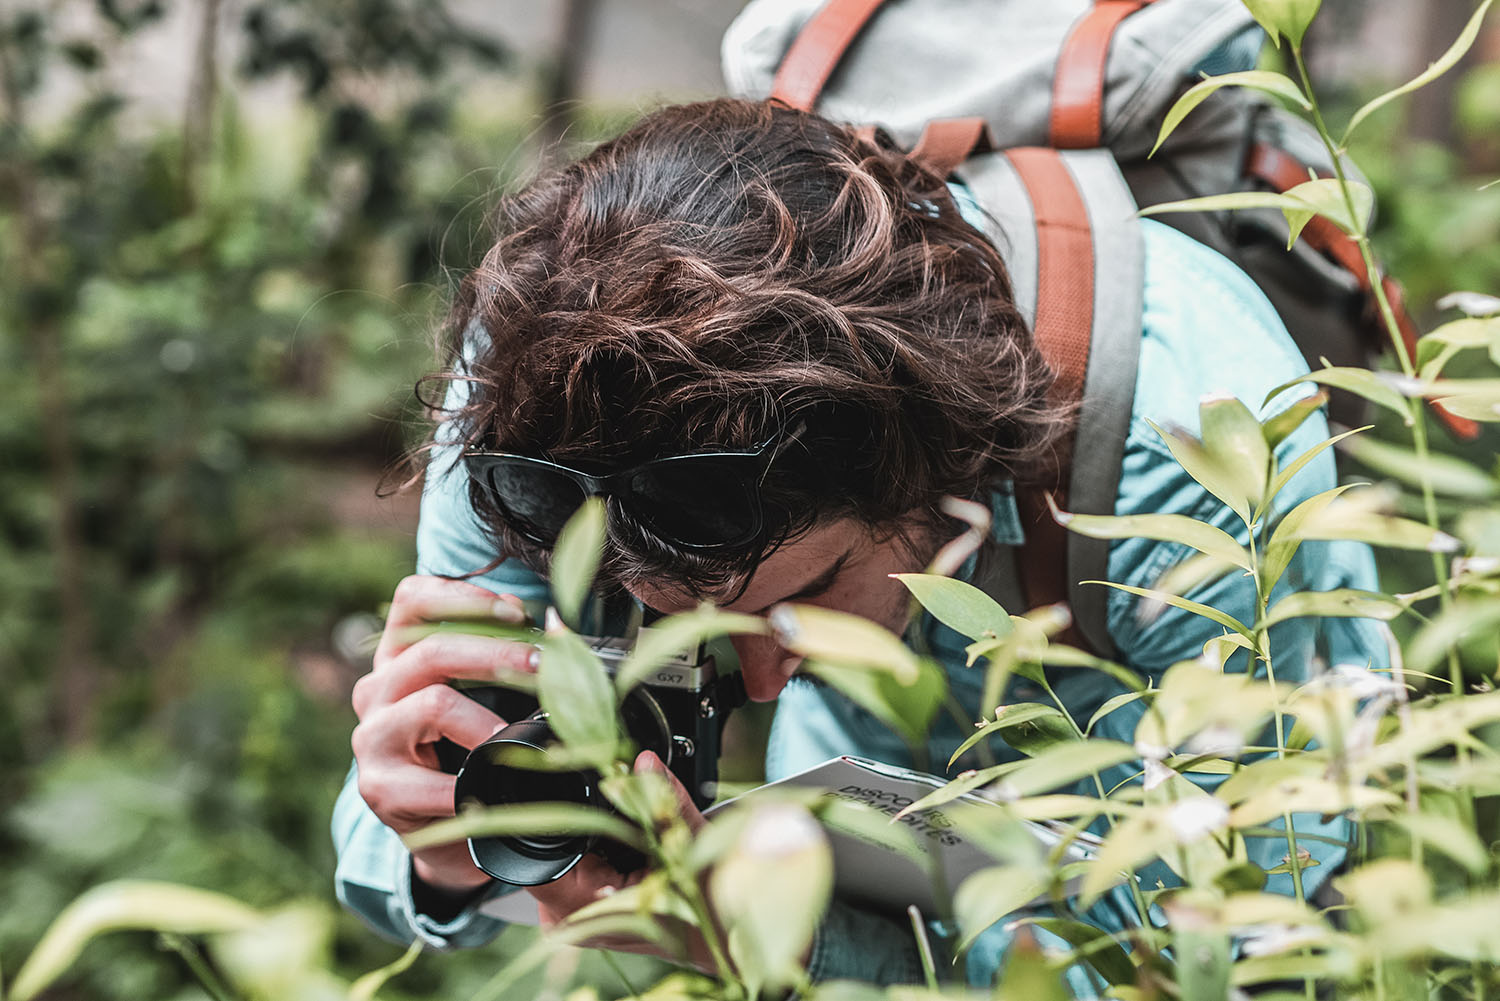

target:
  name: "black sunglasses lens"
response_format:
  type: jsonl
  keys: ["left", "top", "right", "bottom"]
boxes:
{"left": 627, "top": 458, "right": 760, "bottom": 547}
{"left": 479, "top": 460, "right": 588, "bottom": 544}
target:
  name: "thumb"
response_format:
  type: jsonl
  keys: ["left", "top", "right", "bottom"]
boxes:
{"left": 634, "top": 750, "right": 705, "bottom": 834}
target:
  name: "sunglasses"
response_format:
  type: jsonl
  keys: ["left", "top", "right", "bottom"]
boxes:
{"left": 463, "top": 421, "right": 805, "bottom": 551}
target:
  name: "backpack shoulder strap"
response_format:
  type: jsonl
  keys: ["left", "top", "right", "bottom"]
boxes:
{"left": 1051, "top": 0, "right": 1155, "bottom": 148}
{"left": 959, "top": 148, "right": 1143, "bottom": 658}
{"left": 769, "top": 0, "right": 886, "bottom": 111}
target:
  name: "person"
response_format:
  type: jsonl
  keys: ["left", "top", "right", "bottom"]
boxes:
{"left": 332, "top": 99, "right": 1386, "bottom": 992}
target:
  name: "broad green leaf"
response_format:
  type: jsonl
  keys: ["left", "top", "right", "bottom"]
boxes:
{"left": 1003, "top": 739, "right": 1138, "bottom": 797}
{"left": 1008, "top": 917, "right": 1137, "bottom": 986}
{"left": 1085, "top": 581, "right": 1252, "bottom": 638}
{"left": 1244, "top": 0, "right": 1322, "bottom": 48}
{"left": 599, "top": 768, "right": 680, "bottom": 831}
{"left": 1281, "top": 177, "right": 1373, "bottom": 243}
{"left": 995, "top": 705, "right": 1079, "bottom": 757}
{"left": 1344, "top": 0, "right": 1496, "bottom": 143}
{"left": 1232, "top": 949, "right": 1361, "bottom": 986}
{"left": 1262, "top": 483, "right": 1358, "bottom": 590}
{"left": 1337, "top": 859, "right": 1433, "bottom": 925}
{"left": 1079, "top": 807, "right": 1181, "bottom": 906}
{"left": 349, "top": 939, "right": 423, "bottom": 1001}
{"left": 613, "top": 605, "right": 767, "bottom": 697}
{"left": 1261, "top": 588, "right": 1404, "bottom": 628}
{"left": 954, "top": 865, "right": 1052, "bottom": 953}
{"left": 10, "top": 881, "right": 260, "bottom": 1001}
{"left": 1285, "top": 496, "right": 1462, "bottom": 553}
{"left": 1012, "top": 794, "right": 1133, "bottom": 823}
{"left": 1430, "top": 380, "right": 1500, "bottom": 422}
{"left": 1357, "top": 689, "right": 1500, "bottom": 772}
{"left": 1227, "top": 777, "right": 1400, "bottom": 828}
{"left": 977, "top": 615, "right": 1051, "bottom": 716}
{"left": 404, "top": 802, "right": 647, "bottom": 853}
{"left": 1340, "top": 433, "right": 1498, "bottom": 499}
{"left": 1368, "top": 893, "right": 1500, "bottom": 963}
{"left": 803, "top": 655, "right": 945, "bottom": 750}
{"left": 539, "top": 627, "right": 620, "bottom": 763}
{"left": 1418, "top": 317, "right": 1500, "bottom": 379}
{"left": 710, "top": 802, "right": 832, "bottom": 993}
{"left": 1153, "top": 70, "right": 1309, "bottom": 156}
{"left": 1406, "top": 599, "right": 1500, "bottom": 676}
{"left": 993, "top": 927, "right": 1072, "bottom": 1001}
{"left": 950, "top": 702, "right": 1072, "bottom": 769}
{"left": 1145, "top": 419, "right": 1253, "bottom": 525}
{"left": 1058, "top": 510, "right": 1250, "bottom": 570}
{"left": 894, "top": 572, "right": 1011, "bottom": 642}
{"left": 1200, "top": 393, "right": 1271, "bottom": 512}
{"left": 1382, "top": 812, "right": 1492, "bottom": 875}
{"left": 549, "top": 497, "right": 605, "bottom": 628}
{"left": 1152, "top": 553, "right": 1241, "bottom": 603}
{"left": 893, "top": 761, "right": 1021, "bottom": 819}
{"left": 1261, "top": 390, "right": 1329, "bottom": 450}
{"left": 209, "top": 904, "right": 336, "bottom": 999}
{"left": 1266, "top": 368, "right": 1412, "bottom": 425}
{"left": 1028, "top": 643, "right": 1148, "bottom": 693}
{"left": 769, "top": 603, "right": 920, "bottom": 683}
{"left": 1174, "top": 927, "right": 1232, "bottom": 1001}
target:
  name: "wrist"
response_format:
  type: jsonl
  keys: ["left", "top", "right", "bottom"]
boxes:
{"left": 410, "top": 858, "right": 494, "bottom": 922}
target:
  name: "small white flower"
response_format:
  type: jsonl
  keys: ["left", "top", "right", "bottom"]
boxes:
{"left": 1184, "top": 724, "right": 1244, "bottom": 758}
{"left": 977, "top": 780, "right": 1020, "bottom": 804}
{"left": 1238, "top": 923, "right": 1324, "bottom": 957}
{"left": 742, "top": 803, "right": 823, "bottom": 859}
{"left": 1436, "top": 291, "right": 1500, "bottom": 317}
{"left": 1167, "top": 798, "right": 1229, "bottom": 842}
{"left": 1142, "top": 757, "right": 1174, "bottom": 792}
{"left": 1306, "top": 664, "right": 1403, "bottom": 702}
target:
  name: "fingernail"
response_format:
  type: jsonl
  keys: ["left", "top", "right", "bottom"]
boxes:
{"left": 635, "top": 750, "right": 664, "bottom": 772}
{"left": 527, "top": 647, "right": 542, "bottom": 670}
{"left": 491, "top": 600, "right": 524, "bottom": 623}
{"left": 595, "top": 885, "right": 617, "bottom": 899}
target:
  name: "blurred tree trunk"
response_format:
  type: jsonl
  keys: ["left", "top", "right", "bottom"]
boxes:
{"left": 538, "top": 0, "right": 600, "bottom": 162}
{"left": 182, "top": 0, "right": 223, "bottom": 207}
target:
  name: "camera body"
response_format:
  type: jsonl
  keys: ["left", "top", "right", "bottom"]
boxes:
{"left": 440, "top": 628, "right": 745, "bottom": 886}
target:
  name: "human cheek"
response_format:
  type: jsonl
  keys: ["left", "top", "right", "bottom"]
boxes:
{"left": 730, "top": 633, "right": 803, "bottom": 702}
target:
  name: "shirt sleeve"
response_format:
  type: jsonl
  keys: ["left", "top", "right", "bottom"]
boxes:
{"left": 331, "top": 420, "right": 548, "bottom": 947}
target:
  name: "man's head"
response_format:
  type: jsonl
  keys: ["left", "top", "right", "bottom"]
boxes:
{"left": 438, "top": 98, "right": 1060, "bottom": 603}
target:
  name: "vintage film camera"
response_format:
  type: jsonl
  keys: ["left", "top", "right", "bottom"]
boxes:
{"left": 438, "top": 625, "right": 746, "bottom": 886}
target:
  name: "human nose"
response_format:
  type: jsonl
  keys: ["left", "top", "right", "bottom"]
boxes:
{"left": 731, "top": 633, "right": 804, "bottom": 702}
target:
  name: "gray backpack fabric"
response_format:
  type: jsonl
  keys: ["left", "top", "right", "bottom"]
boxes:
{"left": 721, "top": 0, "right": 1445, "bottom": 656}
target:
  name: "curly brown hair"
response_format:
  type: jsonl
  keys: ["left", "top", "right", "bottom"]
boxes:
{"left": 427, "top": 98, "right": 1064, "bottom": 598}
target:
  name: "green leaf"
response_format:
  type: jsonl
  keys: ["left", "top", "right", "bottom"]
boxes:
{"left": 1283, "top": 494, "right": 1462, "bottom": 554}
{"left": 893, "top": 572, "right": 1010, "bottom": 641}
{"left": 1243, "top": 0, "right": 1322, "bottom": 48}
{"left": 1344, "top": 0, "right": 1496, "bottom": 143}
{"left": 769, "top": 603, "right": 920, "bottom": 683}
{"left": 1358, "top": 690, "right": 1500, "bottom": 773}
{"left": 1429, "top": 379, "right": 1500, "bottom": 422}
{"left": 539, "top": 627, "right": 620, "bottom": 763}
{"left": 1200, "top": 393, "right": 1272, "bottom": 514}
{"left": 1281, "top": 177, "right": 1373, "bottom": 242}
{"left": 1174, "top": 927, "right": 1232, "bottom": 1001}
{"left": 950, "top": 702, "right": 1072, "bottom": 769}
{"left": 10, "top": 881, "right": 260, "bottom": 1001}
{"left": 1085, "top": 581, "right": 1252, "bottom": 638}
{"left": 954, "top": 865, "right": 1052, "bottom": 953}
{"left": 1227, "top": 777, "right": 1400, "bottom": 828}
{"left": 1078, "top": 808, "right": 1179, "bottom": 906}
{"left": 1417, "top": 317, "right": 1500, "bottom": 379}
{"left": 1145, "top": 418, "right": 1254, "bottom": 525}
{"left": 350, "top": 937, "right": 425, "bottom": 1001}
{"left": 1152, "top": 70, "right": 1309, "bottom": 156}
{"left": 1260, "top": 425, "right": 1367, "bottom": 523}
{"left": 1261, "top": 588, "right": 1404, "bottom": 628}
{"left": 1406, "top": 599, "right": 1500, "bottom": 676}
{"left": 803, "top": 655, "right": 946, "bottom": 750}
{"left": 1266, "top": 367, "right": 1413, "bottom": 425}
{"left": 1058, "top": 510, "right": 1250, "bottom": 570}
{"left": 1139, "top": 191, "right": 1314, "bottom": 221}
{"left": 1152, "top": 553, "right": 1242, "bottom": 602}
{"left": 710, "top": 802, "right": 832, "bottom": 992}
{"left": 1009, "top": 917, "right": 1137, "bottom": 986}
{"left": 549, "top": 497, "right": 605, "bottom": 628}
{"left": 1262, "top": 483, "right": 1357, "bottom": 590}
{"left": 1340, "top": 433, "right": 1498, "bottom": 499}
{"left": 1086, "top": 690, "right": 1151, "bottom": 735}
{"left": 1261, "top": 390, "right": 1329, "bottom": 450}
{"left": 1382, "top": 812, "right": 1492, "bottom": 876}
{"left": 404, "top": 802, "right": 646, "bottom": 853}
{"left": 1003, "top": 739, "right": 1139, "bottom": 798}
{"left": 613, "top": 605, "right": 767, "bottom": 697}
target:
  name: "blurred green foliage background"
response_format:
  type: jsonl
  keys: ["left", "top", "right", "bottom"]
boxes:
{"left": 0, "top": 1, "right": 1496, "bottom": 998}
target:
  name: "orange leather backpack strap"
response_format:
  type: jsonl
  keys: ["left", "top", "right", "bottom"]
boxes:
{"left": 1050, "top": 0, "right": 1156, "bottom": 149}
{"left": 910, "top": 118, "right": 995, "bottom": 178}
{"left": 769, "top": 0, "right": 888, "bottom": 111}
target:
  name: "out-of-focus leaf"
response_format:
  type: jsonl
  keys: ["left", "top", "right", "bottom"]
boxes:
{"left": 1266, "top": 368, "right": 1412, "bottom": 425}
{"left": 1152, "top": 553, "right": 1242, "bottom": 603}
{"left": 1003, "top": 740, "right": 1138, "bottom": 798}
{"left": 549, "top": 497, "right": 605, "bottom": 628}
{"left": 1200, "top": 394, "right": 1271, "bottom": 512}
{"left": 1261, "top": 390, "right": 1329, "bottom": 450}
{"left": 954, "top": 866, "right": 1052, "bottom": 953}
{"left": 1284, "top": 496, "right": 1462, "bottom": 553}
{"left": 403, "top": 803, "right": 645, "bottom": 854}
{"left": 1086, "top": 690, "right": 1152, "bottom": 735}
{"left": 803, "top": 655, "right": 946, "bottom": 750}
{"left": 1406, "top": 599, "right": 1500, "bottom": 676}
{"left": 1139, "top": 190, "right": 1313, "bottom": 220}
{"left": 614, "top": 605, "right": 767, "bottom": 697}
{"left": 1145, "top": 419, "right": 1253, "bottom": 524}
{"left": 1382, "top": 812, "right": 1492, "bottom": 875}
{"left": 1086, "top": 581, "right": 1252, "bottom": 638}
{"left": 1261, "top": 484, "right": 1356, "bottom": 590}
{"left": 1010, "top": 917, "right": 1138, "bottom": 986}
{"left": 1153, "top": 71, "right": 1309, "bottom": 156}
{"left": 1243, "top": 0, "right": 1322, "bottom": 48}
{"left": 539, "top": 627, "right": 619, "bottom": 764}
{"left": 894, "top": 573, "right": 1010, "bottom": 642}
{"left": 1079, "top": 808, "right": 1180, "bottom": 906}
{"left": 1430, "top": 380, "right": 1500, "bottom": 422}
{"left": 950, "top": 702, "right": 1072, "bottom": 768}
{"left": 1340, "top": 433, "right": 1497, "bottom": 498}
{"left": 1280, "top": 177, "right": 1372, "bottom": 243}
{"left": 209, "top": 903, "right": 337, "bottom": 999}
{"left": 1227, "top": 777, "right": 1400, "bottom": 828}
{"left": 1337, "top": 859, "right": 1433, "bottom": 925}
{"left": 1058, "top": 510, "right": 1250, "bottom": 570}
{"left": 769, "top": 603, "right": 920, "bottom": 683}
{"left": 1261, "top": 589, "right": 1404, "bottom": 628}
{"left": 1344, "top": 0, "right": 1496, "bottom": 142}
{"left": 710, "top": 802, "right": 833, "bottom": 993}
{"left": 349, "top": 939, "right": 423, "bottom": 1001}
{"left": 1358, "top": 690, "right": 1500, "bottom": 772}
{"left": 10, "top": 881, "right": 260, "bottom": 1001}
{"left": 1260, "top": 426, "right": 1367, "bottom": 522}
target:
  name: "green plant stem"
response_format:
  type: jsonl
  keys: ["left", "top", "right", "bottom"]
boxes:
{"left": 158, "top": 934, "right": 238, "bottom": 1001}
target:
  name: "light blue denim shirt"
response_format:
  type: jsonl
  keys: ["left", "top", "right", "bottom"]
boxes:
{"left": 331, "top": 221, "right": 1387, "bottom": 990}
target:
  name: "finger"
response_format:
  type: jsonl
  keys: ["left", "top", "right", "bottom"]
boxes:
{"left": 531, "top": 853, "right": 630, "bottom": 924}
{"left": 353, "top": 761, "right": 459, "bottom": 834}
{"left": 635, "top": 751, "right": 705, "bottom": 834}
{"left": 377, "top": 575, "right": 528, "bottom": 661}
{"left": 354, "top": 683, "right": 506, "bottom": 756}
{"left": 358, "top": 631, "right": 540, "bottom": 714}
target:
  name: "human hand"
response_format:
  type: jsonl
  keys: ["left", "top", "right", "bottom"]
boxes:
{"left": 351, "top": 574, "right": 539, "bottom": 894}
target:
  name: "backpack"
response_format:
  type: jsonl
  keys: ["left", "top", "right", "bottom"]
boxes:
{"left": 721, "top": 0, "right": 1474, "bottom": 657}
